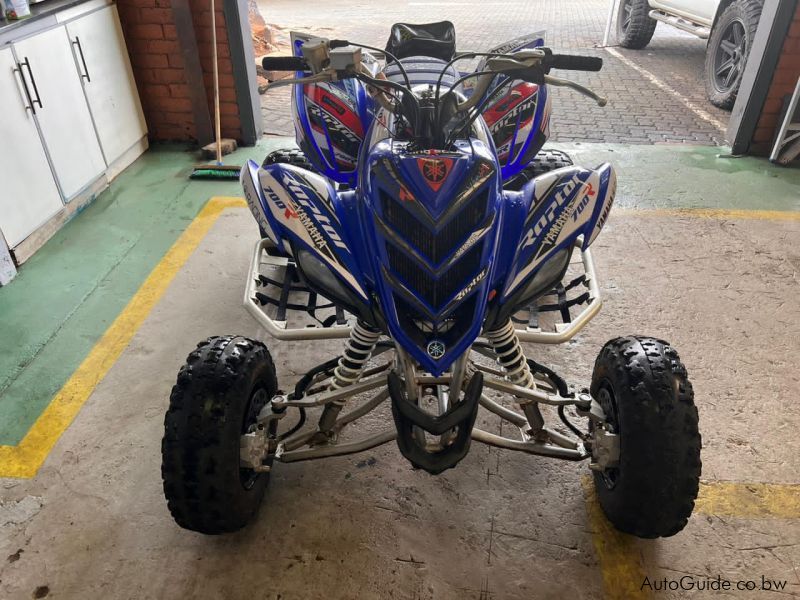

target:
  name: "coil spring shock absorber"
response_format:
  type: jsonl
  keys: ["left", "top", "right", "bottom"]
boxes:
{"left": 316, "top": 321, "right": 381, "bottom": 434}
{"left": 485, "top": 319, "right": 544, "bottom": 433}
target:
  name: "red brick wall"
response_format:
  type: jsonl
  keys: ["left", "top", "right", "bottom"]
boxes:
{"left": 751, "top": 5, "right": 800, "bottom": 154}
{"left": 116, "top": 0, "right": 242, "bottom": 142}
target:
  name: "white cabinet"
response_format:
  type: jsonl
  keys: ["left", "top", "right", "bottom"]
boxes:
{"left": 13, "top": 25, "right": 107, "bottom": 200}
{"left": 66, "top": 6, "right": 147, "bottom": 166}
{"left": 0, "top": 2, "right": 148, "bottom": 261}
{"left": 0, "top": 47, "right": 64, "bottom": 247}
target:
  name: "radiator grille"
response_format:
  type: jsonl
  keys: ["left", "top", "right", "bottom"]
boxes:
{"left": 380, "top": 189, "right": 488, "bottom": 265}
{"left": 386, "top": 242, "right": 484, "bottom": 309}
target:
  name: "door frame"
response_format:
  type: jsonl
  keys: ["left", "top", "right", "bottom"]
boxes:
{"left": 727, "top": 0, "right": 799, "bottom": 154}
{"left": 224, "top": 0, "right": 262, "bottom": 145}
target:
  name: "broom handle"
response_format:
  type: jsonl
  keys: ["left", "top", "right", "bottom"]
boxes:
{"left": 211, "top": 0, "right": 222, "bottom": 165}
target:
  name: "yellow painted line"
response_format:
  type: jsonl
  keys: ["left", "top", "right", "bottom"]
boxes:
{"left": 616, "top": 207, "right": 800, "bottom": 222}
{"left": 0, "top": 196, "right": 247, "bottom": 479}
{"left": 584, "top": 478, "right": 800, "bottom": 600}
{"left": 695, "top": 481, "right": 800, "bottom": 519}
{"left": 582, "top": 477, "right": 651, "bottom": 600}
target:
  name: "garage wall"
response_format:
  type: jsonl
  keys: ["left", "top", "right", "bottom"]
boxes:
{"left": 751, "top": 5, "right": 800, "bottom": 154}
{"left": 115, "top": 0, "right": 242, "bottom": 142}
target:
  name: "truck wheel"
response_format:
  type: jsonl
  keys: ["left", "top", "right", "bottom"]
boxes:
{"left": 705, "top": 0, "right": 763, "bottom": 110}
{"left": 617, "top": 0, "right": 657, "bottom": 49}
{"left": 263, "top": 148, "right": 314, "bottom": 171}
{"left": 590, "top": 337, "right": 701, "bottom": 538}
{"left": 504, "top": 149, "right": 573, "bottom": 191}
{"left": 162, "top": 336, "right": 278, "bottom": 534}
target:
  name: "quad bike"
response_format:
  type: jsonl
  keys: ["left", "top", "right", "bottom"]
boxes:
{"left": 162, "top": 23, "right": 701, "bottom": 538}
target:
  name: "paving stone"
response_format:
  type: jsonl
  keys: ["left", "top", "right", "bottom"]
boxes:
{"left": 256, "top": 0, "right": 729, "bottom": 146}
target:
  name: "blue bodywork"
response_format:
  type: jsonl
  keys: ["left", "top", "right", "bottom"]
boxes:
{"left": 290, "top": 32, "right": 550, "bottom": 188}
{"left": 243, "top": 38, "right": 617, "bottom": 376}
{"left": 243, "top": 143, "right": 614, "bottom": 376}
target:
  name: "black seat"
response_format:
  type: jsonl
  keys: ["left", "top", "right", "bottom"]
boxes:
{"left": 385, "top": 21, "right": 456, "bottom": 62}
{"left": 383, "top": 57, "right": 458, "bottom": 88}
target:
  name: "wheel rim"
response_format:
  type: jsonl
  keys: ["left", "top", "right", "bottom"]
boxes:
{"left": 713, "top": 19, "right": 746, "bottom": 93}
{"left": 619, "top": 0, "right": 633, "bottom": 34}
{"left": 596, "top": 385, "right": 620, "bottom": 490}
{"left": 240, "top": 387, "right": 269, "bottom": 490}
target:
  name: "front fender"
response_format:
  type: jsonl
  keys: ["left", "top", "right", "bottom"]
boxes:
{"left": 502, "top": 163, "right": 616, "bottom": 299}
{"left": 242, "top": 159, "right": 369, "bottom": 302}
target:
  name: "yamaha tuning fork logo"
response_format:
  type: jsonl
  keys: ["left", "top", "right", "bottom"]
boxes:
{"left": 427, "top": 340, "right": 446, "bottom": 359}
{"left": 417, "top": 157, "right": 454, "bottom": 192}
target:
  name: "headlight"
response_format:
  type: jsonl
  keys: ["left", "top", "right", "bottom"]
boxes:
{"left": 294, "top": 247, "right": 369, "bottom": 317}
{"left": 514, "top": 248, "right": 571, "bottom": 308}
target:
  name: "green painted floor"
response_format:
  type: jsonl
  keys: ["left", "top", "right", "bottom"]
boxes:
{"left": 0, "top": 140, "right": 283, "bottom": 445}
{"left": 0, "top": 140, "right": 797, "bottom": 445}
{"left": 561, "top": 143, "right": 800, "bottom": 211}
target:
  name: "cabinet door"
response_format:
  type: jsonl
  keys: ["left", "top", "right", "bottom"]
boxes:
{"left": 66, "top": 5, "right": 147, "bottom": 165}
{"left": 13, "top": 26, "right": 106, "bottom": 200}
{"left": 0, "top": 48, "right": 63, "bottom": 247}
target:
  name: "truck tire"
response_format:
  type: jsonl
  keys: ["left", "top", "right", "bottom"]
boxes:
{"left": 705, "top": 0, "right": 763, "bottom": 110}
{"left": 590, "top": 337, "right": 701, "bottom": 538}
{"left": 162, "top": 336, "right": 278, "bottom": 534}
{"left": 617, "top": 0, "right": 657, "bottom": 49}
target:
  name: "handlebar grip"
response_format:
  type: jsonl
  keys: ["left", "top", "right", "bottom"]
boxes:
{"left": 261, "top": 56, "right": 309, "bottom": 72}
{"left": 546, "top": 54, "right": 603, "bottom": 72}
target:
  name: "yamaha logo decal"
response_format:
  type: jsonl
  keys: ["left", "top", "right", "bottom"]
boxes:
{"left": 417, "top": 157, "right": 454, "bottom": 192}
{"left": 427, "top": 340, "right": 446, "bottom": 359}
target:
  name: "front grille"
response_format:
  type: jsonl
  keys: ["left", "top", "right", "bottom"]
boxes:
{"left": 380, "top": 189, "right": 488, "bottom": 264}
{"left": 387, "top": 242, "right": 484, "bottom": 309}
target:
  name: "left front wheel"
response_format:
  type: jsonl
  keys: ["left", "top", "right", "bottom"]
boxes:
{"left": 162, "top": 335, "right": 278, "bottom": 534}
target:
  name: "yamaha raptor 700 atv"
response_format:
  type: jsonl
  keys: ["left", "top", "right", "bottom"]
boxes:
{"left": 161, "top": 22, "right": 702, "bottom": 538}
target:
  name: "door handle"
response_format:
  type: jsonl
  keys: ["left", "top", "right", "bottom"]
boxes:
{"left": 20, "top": 58, "right": 43, "bottom": 110}
{"left": 72, "top": 37, "right": 91, "bottom": 82}
{"left": 12, "top": 63, "right": 35, "bottom": 113}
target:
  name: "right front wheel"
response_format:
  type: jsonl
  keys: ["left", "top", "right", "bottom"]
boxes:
{"left": 591, "top": 336, "right": 701, "bottom": 538}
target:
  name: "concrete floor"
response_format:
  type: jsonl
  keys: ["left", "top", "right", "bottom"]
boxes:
{"left": 2, "top": 185, "right": 800, "bottom": 598}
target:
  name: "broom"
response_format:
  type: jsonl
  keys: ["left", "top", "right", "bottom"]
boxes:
{"left": 190, "top": 0, "right": 241, "bottom": 180}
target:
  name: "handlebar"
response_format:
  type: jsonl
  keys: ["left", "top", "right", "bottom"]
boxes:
{"left": 544, "top": 54, "right": 603, "bottom": 72}
{"left": 260, "top": 43, "right": 608, "bottom": 125}
{"left": 456, "top": 49, "right": 607, "bottom": 111}
{"left": 262, "top": 56, "right": 309, "bottom": 72}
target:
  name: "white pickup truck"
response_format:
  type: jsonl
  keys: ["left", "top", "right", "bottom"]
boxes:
{"left": 617, "top": 0, "right": 764, "bottom": 109}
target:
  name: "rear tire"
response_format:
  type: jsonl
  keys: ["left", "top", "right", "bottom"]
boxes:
{"left": 260, "top": 148, "right": 315, "bottom": 239}
{"left": 527, "top": 149, "right": 574, "bottom": 176}
{"left": 504, "top": 149, "right": 573, "bottom": 191}
{"left": 590, "top": 337, "right": 701, "bottom": 538}
{"left": 162, "top": 335, "right": 278, "bottom": 534}
{"left": 705, "top": 0, "right": 763, "bottom": 110}
{"left": 617, "top": 0, "right": 657, "bottom": 49}
{"left": 263, "top": 148, "right": 315, "bottom": 171}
